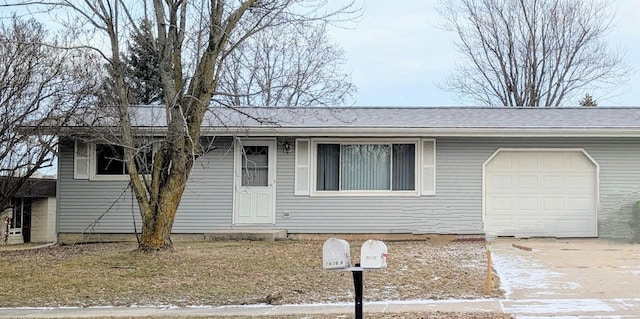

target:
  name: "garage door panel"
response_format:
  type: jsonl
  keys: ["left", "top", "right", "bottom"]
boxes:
{"left": 515, "top": 153, "right": 538, "bottom": 170}
{"left": 568, "top": 197, "right": 593, "bottom": 211}
{"left": 486, "top": 153, "right": 513, "bottom": 170}
{"left": 517, "top": 197, "right": 538, "bottom": 210}
{"left": 553, "top": 221, "right": 596, "bottom": 237}
{"left": 541, "top": 153, "right": 566, "bottom": 170}
{"left": 487, "top": 196, "right": 513, "bottom": 210}
{"left": 516, "top": 175, "right": 538, "bottom": 190}
{"left": 487, "top": 218, "right": 536, "bottom": 231}
{"left": 542, "top": 175, "right": 564, "bottom": 190}
{"left": 543, "top": 197, "right": 564, "bottom": 210}
{"left": 568, "top": 175, "right": 593, "bottom": 190}
{"left": 487, "top": 175, "right": 513, "bottom": 190}
{"left": 569, "top": 154, "right": 596, "bottom": 170}
{"left": 485, "top": 150, "right": 597, "bottom": 237}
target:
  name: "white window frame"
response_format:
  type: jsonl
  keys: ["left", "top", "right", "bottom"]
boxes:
{"left": 88, "top": 142, "right": 156, "bottom": 181}
{"left": 310, "top": 138, "right": 422, "bottom": 197}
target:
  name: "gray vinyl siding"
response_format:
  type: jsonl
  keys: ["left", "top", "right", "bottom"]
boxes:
{"left": 276, "top": 137, "right": 485, "bottom": 234}
{"left": 173, "top": 138, "right": 234, "bottom": 231}
{"left": 57, "top": 138, "right": 235, "bottom": 233}
{"left": 58, "top": 139, "right": 138, "bottom": 233}
{"left": 276, "top": 137, "right": 640, "bottom": 241}
{"left": 58, "top": 136, "right": 640, "bottom": 242}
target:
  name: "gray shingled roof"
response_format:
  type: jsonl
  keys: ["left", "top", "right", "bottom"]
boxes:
{"left": 206, "top": 106, "right": 640, "bottom": 129}
{"left": 71, "top": 106, "right": 640, "bottom": 136}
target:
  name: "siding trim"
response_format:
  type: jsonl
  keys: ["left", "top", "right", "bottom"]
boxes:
{"left": 481, "top": 148, "right": 600, "bottom": 237}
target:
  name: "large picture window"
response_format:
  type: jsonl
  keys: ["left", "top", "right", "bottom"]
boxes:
{"left": 316, "top": 143, "right": 416, "bottom": 192}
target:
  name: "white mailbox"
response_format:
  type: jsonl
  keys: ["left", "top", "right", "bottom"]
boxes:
{"left": 323, "top": 238, "right": 351, "bottom": 269}
{"left": 360, "top": 240, "right": 388, "bottom": 269}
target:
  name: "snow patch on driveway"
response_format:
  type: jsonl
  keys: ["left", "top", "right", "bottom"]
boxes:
{"left": 492, "top": 252, "right": 560, "bottom": 298}
{"left": 492, "top": 250, "right": 581, "bottom": 299}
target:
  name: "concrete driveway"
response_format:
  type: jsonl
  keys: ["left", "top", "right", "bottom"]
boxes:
{"left": 491, "top": 238, "right": 640, "bottom": 318}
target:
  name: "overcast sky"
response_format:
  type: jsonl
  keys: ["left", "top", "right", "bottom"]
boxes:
{"left": 328, "top": 1, "right": 640, "bottom": 107}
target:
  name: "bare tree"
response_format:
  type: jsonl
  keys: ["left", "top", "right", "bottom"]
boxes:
{"left": 439, "top": 0, "right": 629, "bottom": 106}
{"left": 217, "top": 22, "right": 356, "bottom": 106}
{"left": 102, "top": 18, "right": 355, "bottom": 108}
{"left": 97, "top": 18, "right": 163, "bottom": 107}
{"left": 4, "top": 1, "right": 358, "bottom": 252}
{"left": 0, "top": 16, "right": 97, "bottom": 214}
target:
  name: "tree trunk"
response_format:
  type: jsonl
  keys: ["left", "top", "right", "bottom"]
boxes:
{"left": 137, "top": 163, "right": 189, "bottom": 252}
{"left": 139, "top": 205, "right": 176, "bottom": 252}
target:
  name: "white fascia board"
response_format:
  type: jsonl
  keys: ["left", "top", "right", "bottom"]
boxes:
{"left": 74, "top": 126, "right": 640, "bottom": 138}
{"left": 198, "top": 127, "right": 640, "bottom": 138}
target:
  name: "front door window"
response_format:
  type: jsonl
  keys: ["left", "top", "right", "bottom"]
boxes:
{"left": 242, "top": 146, "right": 269, "bottom": 186}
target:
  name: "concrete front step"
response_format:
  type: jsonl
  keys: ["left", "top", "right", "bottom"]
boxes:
{"left": 204, "top": 229, "right": 288, "bottom": 241}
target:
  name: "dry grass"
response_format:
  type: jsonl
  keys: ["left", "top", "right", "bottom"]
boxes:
{"left": 241, "top": 315, "right": 512, "bottom": 319}
{"left": 197, "top": 315, "right": 512, "bottom": 319}
{"left": 0, "top": 240, "right": 503, "bottom": 308}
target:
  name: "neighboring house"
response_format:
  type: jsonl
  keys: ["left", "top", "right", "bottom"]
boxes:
{"left": 56, "top": 107, "right": 640, "bottom": 243}
{"left": 1, "top": 176, "right": 57, "bottom": 245}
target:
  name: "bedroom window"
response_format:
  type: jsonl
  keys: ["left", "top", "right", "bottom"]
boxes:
{"left": 95, "top": 144, "right": 153, "bottom": 176}
{"left": 316, "top": 143, "right": 415, "bottom": 191}
{"left": 294, "top": 138, "right": 435, "bottom": 197}
{"left": 74, "top": 140, "right": 155, "bottom": 180}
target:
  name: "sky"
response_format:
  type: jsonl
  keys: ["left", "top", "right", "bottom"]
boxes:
{"left": 327, "top": 1, "right": 640, "bottom": 107}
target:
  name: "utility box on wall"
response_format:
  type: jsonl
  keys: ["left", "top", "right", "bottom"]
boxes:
{"left": 360, "top": 239, "right": 388, "bottom": 269}
{"left": 322, "top": 238, "right": 351, "bottom": 269}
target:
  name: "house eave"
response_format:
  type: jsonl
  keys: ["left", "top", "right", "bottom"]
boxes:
{"left": 200, "top": 127, "right": 640, "bottom": 138}
{"left": 56, "top": 126, "right": 640, "bottom": 138}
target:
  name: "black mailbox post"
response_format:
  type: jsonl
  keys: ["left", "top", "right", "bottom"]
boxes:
{"left": 352, "top": 263, "right": 364, "bottom": 319}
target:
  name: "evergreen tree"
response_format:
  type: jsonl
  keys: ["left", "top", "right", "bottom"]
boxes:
{"left": 97, "top": 19, "right": 162, "bottom": 106}
{"left": 123, "top": 19, "right": 163, "bottom": 105}
{"left": 579, "top": 94, "right": 598, "bottom": 107}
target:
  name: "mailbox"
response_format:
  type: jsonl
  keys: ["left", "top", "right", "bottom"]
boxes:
{"left": 323, "top": 238, "right": 351, "bottom": 269}
{"left": 360, "top": 240, "right": 388, "bottom": 269}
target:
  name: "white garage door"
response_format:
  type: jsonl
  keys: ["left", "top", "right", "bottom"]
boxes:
{"left": 484, "top": 150, "right": 597, "bottom": 237}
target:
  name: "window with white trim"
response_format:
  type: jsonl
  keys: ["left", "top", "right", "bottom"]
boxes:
{"left": 73, "top": 140, "right": 154, "bottom": 180}
{"left": 293, "top": 138, "right": 435, "bottom": 196}
{"left": 316, "top": 143, "right": 416, "bottom": 191}
{"left": 95, "top": 144, "right": 153, "bottom": 176}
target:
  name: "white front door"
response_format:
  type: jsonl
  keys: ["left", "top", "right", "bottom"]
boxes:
{"left": 234, "top": 139, "right": 276, "bottom": 224}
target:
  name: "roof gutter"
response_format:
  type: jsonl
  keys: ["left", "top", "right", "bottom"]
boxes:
{"left": 52, "top": 126, "right": 640, "bottom": 138}
{"left": 199, "top": 127, "right": 640, "bottom": 138}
